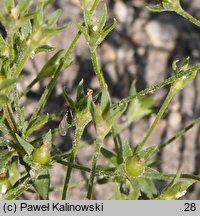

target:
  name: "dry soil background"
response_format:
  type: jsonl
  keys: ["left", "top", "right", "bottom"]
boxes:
{"left": 15, "top": 0, "right": 200, "bottom": 199}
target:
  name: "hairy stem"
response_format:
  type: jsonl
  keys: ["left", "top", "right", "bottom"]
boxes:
{"left": 87, "top": 138, "right": 102, "bottom": 199}
{"left": 62, "top": 126, "right": 84, "bottom": 200}
{"left": 90, "top": 49, "right": 107, "bottom": 91}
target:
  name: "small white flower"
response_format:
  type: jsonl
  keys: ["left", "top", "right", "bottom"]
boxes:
{"left": 92, "top": 25, "right": 98, "bottom": 32}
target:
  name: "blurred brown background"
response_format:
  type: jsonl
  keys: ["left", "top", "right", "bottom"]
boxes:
{"left": 16, "top": 0, "right": 200, "bottom": 199}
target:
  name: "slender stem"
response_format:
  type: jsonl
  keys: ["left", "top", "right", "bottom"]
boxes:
{"left": 28, "top": 0, "right": 100, "bottom": 125}
{"left": 20, "top": 77, "right": 38, "bottom": 97}
{"left": 2, "top": 104, "right": 17, "bottom": 132}
{"left": 157, "top": 116, "right": 200, "bottom": 152}
{"left": 137, "top": 88, "right": 175, "bottom": 151}
{"left": 177, "top": 8, "right": 200, "bottom": 27}
{"left": 62, "top": 126, "right": 84, "bottom": 200}
{"left": 90, "top": 49, "right": 107, "bottom": 91}
{"left": 87, "top": 138, "right": 103, "bottom": 199}
{"left": 112, "top": 64, "right": 200, "bottom": 109}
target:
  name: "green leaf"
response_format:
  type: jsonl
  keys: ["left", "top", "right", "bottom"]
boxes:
{"left": 101, "top": 147, "right": 119, "bottom": 166}
{"left": 34, "top": 45, "right": 55, "bottom": 54}
{"left": 138, "top": 178, "right": 157, "bottom": 199}
{"left": 0, "top": 95, "right": 9, "bottom": 105}
{"left": 83, "top": 7, "right": 92, "bottom": 28}
{"left": 136, "top": 146, "right": 157, "bottom": 161}
{"left": 25, "top": 114, "right": 49, "bottom": 137}
{"left": 181, "top": 57, "right": 190, "bottom": 71}
{"left": 100, "top": 90, "right": 111, "bottom": 115}
{"left": 0, "top": 79, "right": 17, "bottom": 92}
{"left": 0, "top": 122, "right": 12, "bottom": 137}
{"left": 122, "top": 142, "right": 133, "bottom": 159}
{"left": 157, "top": 180, "right": 196, "bottom": 200}
{"left": 63, "top": 88, "right": 75, "bottom": 110}
{"left": 143, "top": 167, "right": 169, "bottom": 181}
{"left": 34, "top": 168, "right": 50, "bottom": 199}
{"left": 16, "top": 0, "right": 32, "bottom": 15}
{"left": 0, "top": 150, "right": 14, "bottom": 173}
{"left": 97, "top": 4, "right": 107, "bottom": 31}
{"left": 76, "top": 79, "right": 85, "bottom": 103}
{"left": 0, "top": 137, "right": 11, "bottom": 147}
{"left": 112, "top": 183, "right": 122, "bottom": 200}
{"left": 75, "top": 23, "right": 90, "bottom": 41}
{"left": 147, "top": 5, "right": 166, "bottom": 12}
{"left": 37, "top": 49, "right": 65, "bottom": 80}
{"left": 97, "top": 19, "right": 117, "bottom": 46}
{"left": 0, "top": 35, "right": 7, "bottom": 54}
{"left": 15, "top": 134, "right": 34, "bottom": 155}
{"left": 2, "top": 0, "right": 15, "bottom": 13}
{"left": 129, "top": 178, "right": 141, "bottom": 200}
{"left": 21, "top": 20, "right": 32, "bottom": 40}
{"left": 46, "top": 9, "right": 62, "bottom": 28}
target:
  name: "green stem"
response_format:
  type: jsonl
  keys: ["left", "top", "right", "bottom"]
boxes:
{"left": 177, "top": 8, "right": 200, "bottom": 27}
{"left": 28, "top": 0, "right": 100, "bottom": 125}
{"left": 137, "top": 88, "right": 175, "bottom": 151}
{"left": 62, "top": 126, "right": 84, "bottom": 200}
{"left": 157, "top": 116, "right": 200, "bottom": 152}
{"left": 112, "top": 64, "right": 200, "bottom": 110}
{"left": 90, "top": 49, "right": 107, "bottom": 91}
{"left": 20, "top": 77, "right": 38, "bottom": 97}
{"left": 87, "top": 137, "right": 103, "bottom": 199}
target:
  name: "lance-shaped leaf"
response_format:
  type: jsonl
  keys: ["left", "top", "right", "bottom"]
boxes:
{"left": 171, "top": 57, "right": 197, "bottom": 92}
{"left": 2, "top": 0, "right": 15, "bottom": 13}
{"left": 16, "top": 0, "right": 32, "bottom": 15}
{"left": 15, "top": 134, "right": 34, "bottom": 155}
{"left": 122, "top": 142, "right": 133, "bottom": 159}
{"left": 63, "top": 88, "right": 75, "bottom": 110}
{"left": 138, "top": 178, "right": 157, "bottom": 199}
{"left": 83, "top": 6, "right": 92, "bottom": 28}
{"left": 101, "top": 147, "right": 119, "bottom": 166}
{"left": 0, "top": 35, "right": 7, "bottom": 54}
{"left": 34, "top": 168, "right": 50, "bottom": 200}
{"left": 97, "top": 19, "right": 117, "bottom": 46}
{"left": 21, "top": 20, "right": 32, "bottom": 40}
{"left": 76, "top": 79, "right": 85, "bottom": 103}
{"left": 75, "top": 23, "right": 90, "bottom": 41}
{"left": 25, "top": 114, "right": 49, "bottom": 137}
{"left": 97, "top": 4, "right": 107, "bottom": 31}
{"left": 46, "top": 9, "right": 62, "bottom": 28}
{"left": 34, "top": 45, "right": 55, "bottom": 54}
{"left": 0, "top": 79, "right": 17, "bottom": 92}
{"left": 0, "top": 150, "right": 14, "bottom": 173}
{"left": 157, "top": 180, "right": 196, "bottom": 200}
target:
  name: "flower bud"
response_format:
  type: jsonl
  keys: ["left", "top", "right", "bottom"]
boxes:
{"left": 125, "top": 156, "right": 145, "bottom": 177}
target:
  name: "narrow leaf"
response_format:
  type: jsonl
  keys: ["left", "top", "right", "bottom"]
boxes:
{"left": 34, "top": 168, "right": 50, "bottom": 200}
{"left": 97, "top": 4, "right": 107, "bottom": 31}
{"left": 46, "top": 9, "right": 62, "bottom": 28}
{"left": 16, "top": 0, "right": 32, "bottom": 14}
{"left": 0, "top": 150, "right": 14, "bottom": 173}
{"left": 34, "top": 45, "right": 55, "bottom": 54}
{"left": 15, "top": 134, "right": 34, "bottom": 155}
{"left": 101, "top": 147, "right": 119, "bottom": 166}
{"left": 25, "top": 114, "right": 49, "bottom": 137}
{"left": 0, "top": 79, "right": 17, "bottom": 91}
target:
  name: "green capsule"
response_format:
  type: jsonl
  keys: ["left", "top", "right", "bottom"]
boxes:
{"left": 125, "top": 156, "right": 145, "bottom": 177}
{"left": 32, "top": 143, "right": 51, "bottom": 165}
